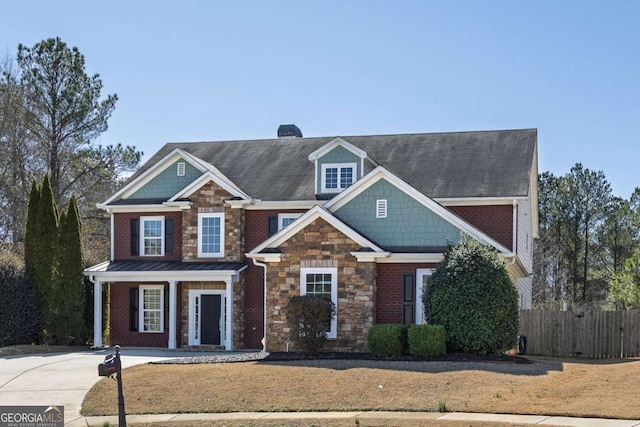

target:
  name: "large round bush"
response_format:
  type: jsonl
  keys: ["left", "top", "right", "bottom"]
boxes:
{"left": 424, "top": 239, "right": 519, "bottom": 354}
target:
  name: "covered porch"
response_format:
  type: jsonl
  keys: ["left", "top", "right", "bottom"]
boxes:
{"left": 84, "top": 260, "right": 246, "bottom": 350}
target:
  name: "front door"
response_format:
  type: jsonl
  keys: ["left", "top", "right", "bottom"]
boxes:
{"left": 201, "top": 294, "right": 221, "bottom": 345}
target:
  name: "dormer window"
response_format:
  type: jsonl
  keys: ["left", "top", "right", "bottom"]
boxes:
{"left": 321, "top": 163, "right": 356, "bottom": 193}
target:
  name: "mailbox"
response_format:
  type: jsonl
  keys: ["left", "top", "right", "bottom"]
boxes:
{"left": 98, "top": 354, "right": 117, "bottom": 377}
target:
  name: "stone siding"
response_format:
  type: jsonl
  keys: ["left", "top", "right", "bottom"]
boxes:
{"left": 182, "top": 181, "right": 245, "bottom": 261}
{"left": 265, "top": 217, "right": 375, "bottom": 352}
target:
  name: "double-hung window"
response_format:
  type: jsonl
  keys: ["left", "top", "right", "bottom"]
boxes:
{"left": 321, "top": 163, "right": 356, "bottom": 193}
{"left": 139, "top": 285, "right": 164, "bottom": 333}
{"left": 141, "top": 216, "right": 164, "bottom": 256}
{"left": 300, "top": 267, "right": 338, "bottom": 338}
{"left": 198, "top": 213, "right": 224, "bottom": 257}
{"left": 278, "top": 213, "right": 302, "bottom": 231}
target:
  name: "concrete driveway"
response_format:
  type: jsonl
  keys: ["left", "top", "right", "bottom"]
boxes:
{"left": 0, "top": 348, "right": 220, "bottom": 426}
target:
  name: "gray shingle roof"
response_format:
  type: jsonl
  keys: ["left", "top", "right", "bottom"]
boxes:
{"left": 128, "top": 129, "right": 536, "bottom": 201}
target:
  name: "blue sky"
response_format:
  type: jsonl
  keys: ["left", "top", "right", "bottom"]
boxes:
{"left": 2, "top": 1, "right": 638, "bottom": 197}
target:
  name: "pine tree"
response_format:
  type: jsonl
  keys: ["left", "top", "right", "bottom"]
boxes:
{"left": 53, "top": 196, "right": 86, "bottom": 344}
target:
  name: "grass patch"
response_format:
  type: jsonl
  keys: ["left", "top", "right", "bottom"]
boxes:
{"left": 82, "top": 357, "right": 640, "bottom": 419}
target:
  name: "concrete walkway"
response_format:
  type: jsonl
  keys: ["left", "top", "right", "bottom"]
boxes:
{"left": 2, "top": 349, "right": 639, "bottom": 427}
{"left": 81, "top": 411, "right": 640, "bottom": 426}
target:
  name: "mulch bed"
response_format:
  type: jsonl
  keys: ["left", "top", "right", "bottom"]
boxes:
{"left": 263, "top": 351, "right": 531, "bottom": 364}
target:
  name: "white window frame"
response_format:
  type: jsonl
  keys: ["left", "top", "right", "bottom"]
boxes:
{"left": 177, "top": 162, "right": 186, "bottom": 176}
{"left": 416, "top": 269, "right": 434, "bottom": 325}
{"left": 300, "top": 267, "right": 338, "bottom": 339}
{"left": 321, "top": 163, "right": 356, "bottom": 193}
{"left": 139, "top": 285, "right": 164, "bottom": 333}
{"left": 278, "top": 213, "right": 303, "bottom": 231}
{"left": 140, "top": 216, "right": 164, "bottom": 256}
{"left": 197, "top": 213, "right": 225, "bottom": 258}
{"left": 376, "top": 199, "right": 388, "bottom": 218}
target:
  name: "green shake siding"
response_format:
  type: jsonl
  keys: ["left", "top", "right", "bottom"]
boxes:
{"left": 334, "top": 179, "right": 462, "bottom": 247}
{"left": 129, "top": 159, "right": 202, "bottom": 199}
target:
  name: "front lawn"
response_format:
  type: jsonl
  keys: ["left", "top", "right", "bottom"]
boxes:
{"left": 82, "top": 356, "right": 640, "bottom": 419}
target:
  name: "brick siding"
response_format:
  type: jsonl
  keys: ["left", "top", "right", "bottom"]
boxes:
{"left": 375, "top": 263, "right": 439, "bottom": 324}
{"left": 448, "top": 205, "right": 513, "bottom": 251}
{"left": 113, "top": 211, "right": 183, "bottom": 260}
{"left": 109, "top": 282, "right": 170, "bottom": 347}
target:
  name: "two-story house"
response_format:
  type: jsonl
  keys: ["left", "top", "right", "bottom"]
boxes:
{"left": 84, "top": 126, "right": 539, "bottom": 352}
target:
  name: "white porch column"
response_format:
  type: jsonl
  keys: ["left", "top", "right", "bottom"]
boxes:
{"left": 92, "top": 279, "right": 103, "bottom": 348}
{"left": 168, "top": 280, "right": 177, "bottom": 349}
{"left": 225, "top": 279, "right": 233, "bottom": 351}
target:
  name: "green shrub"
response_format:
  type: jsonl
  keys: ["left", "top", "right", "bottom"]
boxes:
{"left": 408, "top": 324, "right": 446, "bottom": 357}
{"left": 286, "top": 295, "right": 335, "bottom": 355}
{"left": 368, "top": 323, "right": 406, "bottom": 357}
{"left": 0, "top": 253, "right": 40, "bottom": 346}
{"left": 424, "top": 238, "right": 519, "bottom": 354}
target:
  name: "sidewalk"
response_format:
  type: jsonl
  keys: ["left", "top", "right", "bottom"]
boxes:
{"left": 78, "top": 411, "right": 640, "bottom": 426}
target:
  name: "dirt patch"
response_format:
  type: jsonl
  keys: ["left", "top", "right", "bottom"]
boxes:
{"left": 82, "top": 356, "right": 640, "bottom": 419}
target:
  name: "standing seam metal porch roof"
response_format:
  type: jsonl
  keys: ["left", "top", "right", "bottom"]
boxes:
{"left": 121, "top": 129, "right": 537, "bottom": 202}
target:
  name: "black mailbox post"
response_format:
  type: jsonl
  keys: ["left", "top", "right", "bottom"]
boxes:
{"left": 98, "top": 345, "right": 127, "bottom": 427}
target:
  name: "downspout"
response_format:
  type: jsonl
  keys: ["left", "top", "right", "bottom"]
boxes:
{"left": 252, "top": 258, "right": 268, "bottom": 352}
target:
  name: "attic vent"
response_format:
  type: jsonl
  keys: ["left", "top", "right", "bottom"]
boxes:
{"left": 376, "top": 199, "right": 388, "bottom": 218}
{"left": 177, "top": 162, "right": 186, "bottom": 176}
{"left": 278, "top": 124, "right": 303, "bottom": 138}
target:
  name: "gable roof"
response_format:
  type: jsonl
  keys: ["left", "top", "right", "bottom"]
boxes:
{"left": 307, "top": 136, "right": 373, "bottom": 162}
{"left": 124, "top": 129, "right": 537, "bottom": 202}
{"left": 247, "top": 205, "right": 386, "bottom": 258}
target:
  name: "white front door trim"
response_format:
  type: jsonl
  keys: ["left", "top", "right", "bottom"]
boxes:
{"left": 416, "top": 269, "right": 434, "bottom": 325}
{"left": 188, "top": 289, "right": 226, "bottom": 347}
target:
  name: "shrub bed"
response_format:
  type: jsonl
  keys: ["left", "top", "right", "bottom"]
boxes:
{"left": 368, "top": 323, "right": 406, "bottom": 357}
{"left": 408, "top": 324, "right": 446, "bottom": 357}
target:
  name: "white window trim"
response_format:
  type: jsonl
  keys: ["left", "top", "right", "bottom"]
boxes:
{"left": 278, "top": 213, "right": 303, "bottom": 231}
{"left": 321, "top": 163, "right": 357, "bottom": 193}
{"left": 177, "top": 162, "right": 186, "bottom": 176}
{"left": 416, "top": 269, "right": 434, "bottom": 325}
{"left": 197, "top": 213, "right": 225, "bottom": 258}
{"left": 140, "top": 216, "right": 165, "bottom": 257}
{"left": 139, "top": 285, "right": 164, "bottom": 333}
{"left": 300, "top": 267, "right": 338, "bottom": 339}
{"left": 376, "top": 199, "right": 388, "bottom": 218}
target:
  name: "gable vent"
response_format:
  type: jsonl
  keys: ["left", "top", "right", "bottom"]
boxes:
{"left": 278, "top": 124, "right": 303, "bottom": 138}
{"left": 177, "top": 162, "right": 186, "bottom": 176}
{"left": 376, "top": 199, "right": 388, "bottom": 218}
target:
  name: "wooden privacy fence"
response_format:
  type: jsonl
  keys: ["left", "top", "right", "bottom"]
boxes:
{"left": 519, "top": 309, "right": 640, "bottom": 358}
